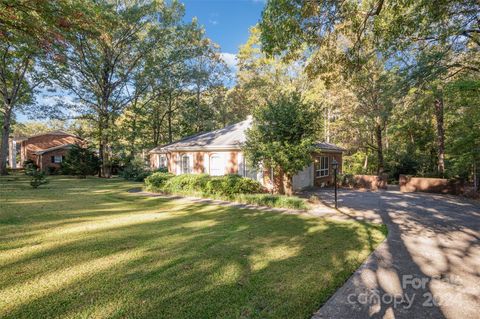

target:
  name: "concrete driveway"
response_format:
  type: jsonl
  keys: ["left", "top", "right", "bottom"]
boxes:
{"left": 307, "top": 188, "right": 480, "bottom": 319}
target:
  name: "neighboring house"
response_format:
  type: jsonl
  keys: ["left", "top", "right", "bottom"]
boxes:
{"left": 8, "top": 131, "right": 85, "bottom": 171}
{"left": 149, "top": 117, "right": 344, "bottom": 191}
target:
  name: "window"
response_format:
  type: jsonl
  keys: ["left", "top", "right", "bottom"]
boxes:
{"left": 209, "top": 154, "right": 224, "bottom": 176}
{"left": 159, "top": 155, "right": 167, "bottom": 168}
{"left": 181, "top": 154, "right": 191, "bottom": 174}
{"left": 315, "top": 156, "right": 329, "bottom": 177}
{"left": 51, "top": 155, "right": 63, "bottom": 164}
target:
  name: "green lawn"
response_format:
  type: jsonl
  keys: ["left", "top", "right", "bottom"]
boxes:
{"left": 0, "top": 175, "right": 386, "bottom": 319}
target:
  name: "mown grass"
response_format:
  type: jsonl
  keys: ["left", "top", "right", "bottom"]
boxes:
{"left": 0, "top": 174, "right": 386, "bottom": 318}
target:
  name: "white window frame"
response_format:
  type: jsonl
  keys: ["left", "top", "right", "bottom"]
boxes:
{"left": 316, "top": 156, "right": 329, "bottom": 177}
{"left": 54, "top": 155, "right": 63, "bottom": 164}
{"left": 209, "top": 153, "right": 224, "bottom": 176}
{"left": 181, "top": 154, "right": 192, "bottom": 174}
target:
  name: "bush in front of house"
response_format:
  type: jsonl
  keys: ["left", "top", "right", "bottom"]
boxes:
{"left": 144, "top": 171, "right": 176, "bottom": 192}
{"left": 24, "top": 160, "right": 38, "bottom": 176}
{"left": 144, "top": 173, "right": 307, "bottom": 210}
{"left": 162, "top": 173, "right": 211, "bottom": 194}
{"left": 61, "top": 145, "right": 100, "bottom": 177}
{"left": 120, "top": 157, "right": 151, "bottom": 181}
{"left": 235, "top": 193, "right": 307, "bottom": 210}
{"left": 204, "top": 174, "right": 265, "bottom": 197}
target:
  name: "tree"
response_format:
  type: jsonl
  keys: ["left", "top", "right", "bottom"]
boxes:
{"left": 0, "top": 0, "right": 97, "bottom": 175}
{"left": 48, "top": 0, "right": 170, "bottom": 177}
{"left": 61, "top": 145, "right": 100, "bottom": 177}
{"left": 243, "top": 92, "right": 318, "bottom": 195}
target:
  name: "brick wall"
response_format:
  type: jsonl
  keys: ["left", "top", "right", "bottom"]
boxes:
{"left": 39, "top": 150, "right": 68, "bottom": 171}
{"left": 351, "top": 174, "right": 388, "bottom": 190}
{"left": 21, "top": 133, "right": 84, "bottom": 164}
{"left": 152, "top": 150, "right": 240, "bottom": 175}
{"left": 399, "top": 175, "right": 464, "bottom": 195}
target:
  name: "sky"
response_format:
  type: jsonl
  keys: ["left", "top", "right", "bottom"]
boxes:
{"left": 182, "top": 0, "right": 266, "bottom": 71}
{"left": 19, "top": 0, "right": 265, "bottom": 122}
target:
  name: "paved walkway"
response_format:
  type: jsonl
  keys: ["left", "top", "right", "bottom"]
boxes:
{"left": 306, "top": 188, "right": 480, "bottom": 319}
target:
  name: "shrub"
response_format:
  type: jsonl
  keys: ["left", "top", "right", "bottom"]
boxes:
{"left": 236, "top": 194, "right": 307, "bottom": 210}
{"left": 339, "top": 173, "right": 355, "bottom": 187}
{"left": 156, "top": 167, "right": 169, "bottom": 173}
{"left": 47, "top": 166, "right": 60, "bottom": 175}
{"left": 30, "top": 170, "right": 48, "bottom": 188}
{"left": 24, "top": 160, "right": 38, "bottom": 176}
{"left": 163, "top": 174, "right": 210, "bottom": 194}
{"left": 120, "top": 158, "right": 151, "bottom": 181}
{"left": 143, "top": 173, "right": 305, "bottom": 209}
{"left": 204, "top": 174, "right": 264, "bottom": 197}
{"left": 61, "top": 145, "right": 100, "bottom": 177}
{"left": 144, "top": 172, "right": 174, "bottom": 192}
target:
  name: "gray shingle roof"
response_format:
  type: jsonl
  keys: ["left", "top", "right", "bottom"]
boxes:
{"left": 150, "top": 116, "right": 345, "bottom": 153}
{"left": 150, "top": 117, "right": 253, "bottom": 152}
{"left": 313, "top": 141, "right": 346, "bottom": 152}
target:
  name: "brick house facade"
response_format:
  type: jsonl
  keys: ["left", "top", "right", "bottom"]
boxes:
{"left": 150, "top": 117, "right": 344, "bottom": 192}
{"left": 10, "top": 131, "right": 85, "bottom": 171}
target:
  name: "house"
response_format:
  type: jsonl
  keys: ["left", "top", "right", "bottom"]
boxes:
{"left": 149, "top": 117, "right": 344, "bottom": 191}
{"left": 9, "top": 131, "right": 85, "bottom": 171}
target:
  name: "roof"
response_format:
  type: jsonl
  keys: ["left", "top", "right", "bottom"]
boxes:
{"left": 313, "top": 141, "right": 346, "bottom": 152}
{"left": 150, "top": 116, "right": 253, "bottom": 152}
{"left": 150, "top": 116, "right": 345, "bottom": 153}
{"left": 34, "top": 144, "right": 76, "bottom": 155}
{"left": 12, "top": 131, "right": 80, "bottom": 142}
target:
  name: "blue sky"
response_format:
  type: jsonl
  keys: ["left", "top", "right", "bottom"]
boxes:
{"left": 20, "top": 1, "right": 265, "bottom": 122}
{"left": 182, "top": 0, "right": 265, "bottom": 70}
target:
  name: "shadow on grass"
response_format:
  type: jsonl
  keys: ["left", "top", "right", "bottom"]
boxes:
{"left": 0, "top": 176, "right": 385, "bottom": 319}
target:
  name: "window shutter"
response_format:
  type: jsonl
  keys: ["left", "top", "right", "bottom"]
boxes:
{"left": 51, "top": 156, "right": 55, "bottom": 163}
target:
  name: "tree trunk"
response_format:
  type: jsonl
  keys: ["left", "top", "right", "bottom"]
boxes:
{"left": 283, "top": 173, "right": 293, "bottom": 196}
{"left": 375, "top": 123, "right": 384, "bottom": 175}
{"left": 363, "top": 150, "right": 368, "bottom": 171}
{"left": 98, "top": 120, "right": 104, "bottom": 178}
{"left": 474, "top": 160, "right": 478, "bottom": 193}
{"left": 168, "top": 101, "right": 173, "bottom": 144}
{"left": 98, "top": 115, "right": 112, "bottom": 178}
{"left": 434, "top": 97, "right": 445, "bottom": 177}
{"left": 0, "top": 106, "right": 12, "bottom": 175}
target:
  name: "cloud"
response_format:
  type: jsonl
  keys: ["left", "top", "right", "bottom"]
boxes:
{"left": 220, "top": 52, "right": 237, "bottom": 71}
{"left": 208, "top": 19, "right": 218, "bottom": 25}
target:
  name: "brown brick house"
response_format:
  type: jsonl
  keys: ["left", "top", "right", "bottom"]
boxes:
{"left": 9, "top": 131, "right": 85, "bottom": 171}
{"left": 150, "top": 117, "right": 344, "bottom": 191}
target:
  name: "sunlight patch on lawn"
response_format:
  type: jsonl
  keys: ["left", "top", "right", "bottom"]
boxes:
{"left": 0, "top": 249, "right": 143, "bottom": 316}
{"left": 182, "top": 219, "right": 219, "bottom": 229}
{"left": 249, "top": 244, "right": 301, "bottom": 272}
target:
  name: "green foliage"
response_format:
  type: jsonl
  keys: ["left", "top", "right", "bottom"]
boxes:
{"left": 120, "top": 158, "right": 151, "bottom": 182}
{"left": 24, "top": 160, "right": 38, "bottom": 176}
{"left": 204, "top": 174, "right": 265, "bottom": 197}
{"left": 244, "top": 92, "right": 318, "bottom": 179}
{"left": 30, "top": 170, "right": 48, "bottom": 189}
{"left": 235, "top": 193, "right": 307, "bottom": 210}
{"left": 163, "top": 174, "right": 211, "bottom": 194}
{"left": 61, "top": 145, "right": 100, "bottom": 178}
{"left": 144, "top": 172, "right": 306, "bottom": 210}
{"left": 144, "top": 172, "right": 175, "bottom": 192}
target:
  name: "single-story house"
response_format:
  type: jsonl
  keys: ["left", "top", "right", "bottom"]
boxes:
{"left": 149, "top": 117, "right": 345, "bottom": 191}
{"left": 9, "top": 131, "right": 85, "bottom": 171}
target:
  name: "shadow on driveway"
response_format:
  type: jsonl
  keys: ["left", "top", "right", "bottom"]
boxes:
{"left": 304, "top": 188, "right": 480, "bottom": 319}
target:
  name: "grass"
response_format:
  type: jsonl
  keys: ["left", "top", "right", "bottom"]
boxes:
{"left": 0, "top": 174, "right": 386, "bottom": 318}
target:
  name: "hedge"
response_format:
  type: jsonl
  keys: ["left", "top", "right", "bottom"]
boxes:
{"left": 144, "top": 173, "right": 307, "bottom": 210}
